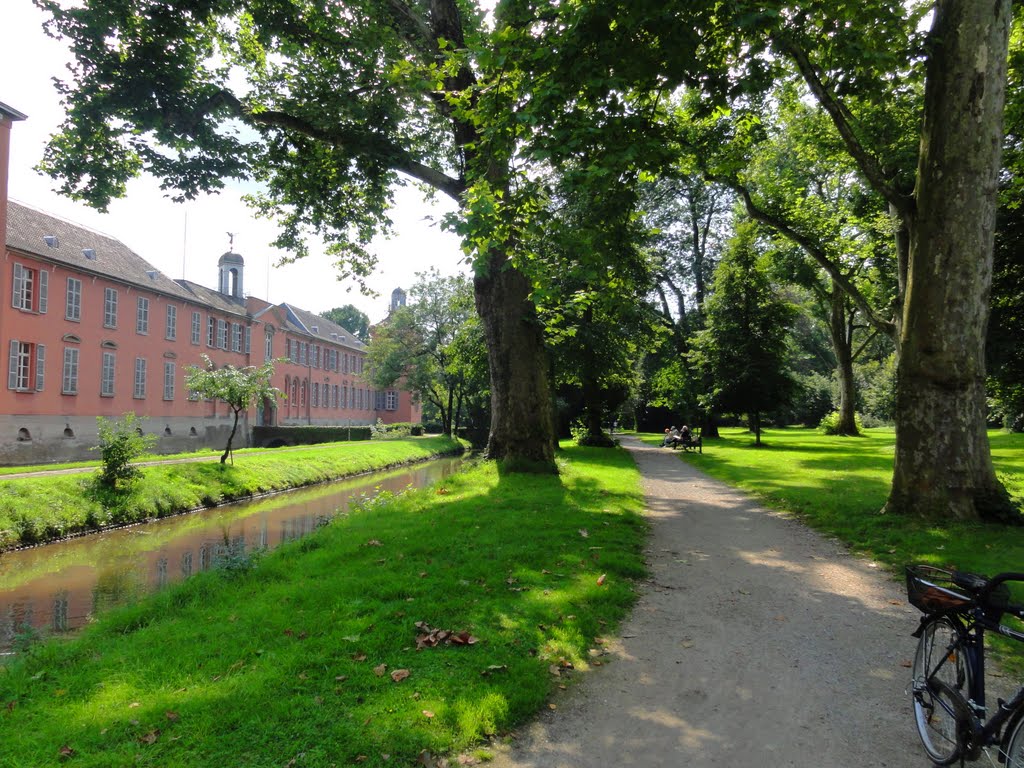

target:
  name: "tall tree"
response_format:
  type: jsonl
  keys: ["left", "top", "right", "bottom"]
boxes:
{"left": 510, "top": 0, "right": 1016, "bottom": 520}
{"left": 37, "top": 0, "right": 555, "bottom": 470}
{"left": 690, "top": 221, "right": 797, "bottom": 445}
{"left": 366, "top": 270, "right": 482, "bottom": 437}
{"left": 321, "top": 305, "right": 370, "bottom": 342}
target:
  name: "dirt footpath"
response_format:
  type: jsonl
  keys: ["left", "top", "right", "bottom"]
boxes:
{"left": 486, "top": 436, "right": 923, "bottom": 767}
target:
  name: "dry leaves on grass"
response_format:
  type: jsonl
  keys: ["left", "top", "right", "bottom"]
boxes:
{"left": 414, "top": 621, "right": 478, "bottom": 649}
{"left": 391, "top": 669, "right": 411, "bottom": 682}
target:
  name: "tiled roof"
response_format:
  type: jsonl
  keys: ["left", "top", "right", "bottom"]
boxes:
{"left": 282, "top": 303, "right": 366, "bottom": 350}
{"left": 175, "top": 279, "right": 249, "bottom": 318}
{"left": 6, "top": 200, "right": 196, "bottom": 303}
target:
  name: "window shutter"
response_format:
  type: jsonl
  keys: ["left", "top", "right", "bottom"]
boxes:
{"left": 35, "top": 344, "right": 46, "bottom": 391}
{"left": 8, "top": 340, "right": 19, "bottom": 389}
{"left": 11, "top": 264, "right": 23, "bottom": 308}
{"left": 38, "top": 270, "right": 49, "bottom": 314}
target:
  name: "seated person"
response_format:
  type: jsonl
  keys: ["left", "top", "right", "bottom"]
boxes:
{"left": 663, "top": 427, "right": 679, "bottom": 447}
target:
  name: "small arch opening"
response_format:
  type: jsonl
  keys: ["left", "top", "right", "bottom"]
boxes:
{"left": 164, "top": 426, "right": 172, "bottom": 436}
{"left": 135, "top": 427, "right": 144, "bottom": 437}
{"left": 17, "top": 427, "right": 31, "bottom": 442}
{"left": 63, "top": 425, "right": 75, "bottom": 438}
{"left": 189, "top": 426, "right": 198, "bottom": 437}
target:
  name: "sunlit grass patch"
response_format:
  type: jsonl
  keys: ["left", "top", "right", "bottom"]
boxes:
{"left": 0, "top": 443, "right": 646, "bottom": 767}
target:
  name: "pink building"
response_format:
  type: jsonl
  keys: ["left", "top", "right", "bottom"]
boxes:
{"left": 0, "top": 101, "right": 419, "bottom": 465}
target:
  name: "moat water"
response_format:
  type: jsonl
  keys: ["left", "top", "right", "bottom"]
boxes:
{"left": 0, "top": 456, "right": 463, "bottom": 652}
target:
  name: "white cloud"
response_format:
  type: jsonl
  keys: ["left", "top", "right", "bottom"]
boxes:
{"left": 1, "top": 0, "right": 468, "bottom": 323}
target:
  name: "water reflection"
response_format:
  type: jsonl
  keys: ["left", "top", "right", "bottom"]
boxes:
{"left": 0, "top": 457, "right": 462, "bottom": 651}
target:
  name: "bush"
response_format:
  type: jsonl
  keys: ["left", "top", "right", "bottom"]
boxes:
{"left": 94, "top": 413, "right": 158, "bottom": 490}
{"left": 818, "top": 411, "right": 864, "bottom": 435}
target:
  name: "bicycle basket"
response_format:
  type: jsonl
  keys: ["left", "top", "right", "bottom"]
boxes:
{"left": 906, "top": 565, "right": 973, "bottom": 613}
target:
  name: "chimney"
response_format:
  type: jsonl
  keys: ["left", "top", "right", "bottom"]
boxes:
{"left": 0, "top": 101, "right": 28, "bottom": 261}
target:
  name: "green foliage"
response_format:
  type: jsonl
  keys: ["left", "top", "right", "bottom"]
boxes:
{"left": 818, "top": 410, "right": 865, "bottom": 435}
{"left": 689, "top": 221, "right": 797, "bottom": 439}
{"left": 369, "top": 418, "right": 411, "bottom": 440}
{"left": 185, "top": 356, "right": 282, "bottom": 463}
{"left": 93, "top": 412, "right": 158, "bottom": 491}
{"left": 0, "top": 445, "right": 647, "bottom": 765}
{"left": 320, "top": 304, "right": 371, "bottom": 342}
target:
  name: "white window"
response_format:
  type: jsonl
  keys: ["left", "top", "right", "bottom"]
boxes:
{"left": 343, "top": 353, "right": 349, "bottom": 374}
{"left": 312, "top": 382, "right": 320, "bottom": 407}
{"left": 62, "top": 347, "right": 79, "bottom": 394}
{"left": 265, "top": 332, "right": 273, "bottom": 361}
{"left": 163, "top": 362, "right": 175, "bottom": 400}
{"left": 134, "top": 358, "right": 147, "bottom": 399}
{"left": 65, "top": 277, "right": 82, "bottom": 321}
{"left": 217, "top": 319, "right": 228, "bottom": 350}
{"left": 101, "top": 351, "right": 115, "bottom": 396}
{"left": 103, "top": 288, "right": 118, "bottom": 328}
{"left": 8, "top": 341, "right": 45, "bottom": 391}
{"left": 207, "top": 316, "right": 216, "bottom": 347}
{"left": 299, "top": 343, "right": 307, "bottom": 366}
{"left": 166, "top": 305, "right": 177, "bottom": 340}
{"left": 333, "top": 384, "right": 339, "bottom": 409}
{"left": 231, "top": 322, "right": 242, "bottom": 352}
{"left": 342, "top": 384, "right": 348, "bottom": 409}
{"left": 356, "top": 387, "right": 363, "bottom": 410}
{"left": 191, "top": 311, "right": 201, "bottom": 345}
{"left": 12, "top": 263, "right": 48, "bottom": 313}
{"left": 244, "top": 326, "right": 251, "bottom": 354}
{"left": 136, "top": 296, "right": 150, "bottom": 334}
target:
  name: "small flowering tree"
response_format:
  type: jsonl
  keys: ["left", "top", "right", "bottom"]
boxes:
{"left": 185, "top": 356, "right": 282, "bottom": 464}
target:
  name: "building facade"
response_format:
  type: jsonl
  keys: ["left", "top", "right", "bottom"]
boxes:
{"left": 0, "top": 101, "right": 420, "bottom": 465}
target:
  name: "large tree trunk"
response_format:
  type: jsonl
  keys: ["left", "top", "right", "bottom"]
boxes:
{"left": 828, "top": 287, "right": 859, "bottom": 435}
{"left": 886, "top": 0, "right": 1016, "bottom": 521}
{"left": 474, "top": 250, "right": 556, "bottom": 471}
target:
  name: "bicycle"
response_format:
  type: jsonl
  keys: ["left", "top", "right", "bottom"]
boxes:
{"left": 906, "top": 564, "right": 1024, "bottom": 766}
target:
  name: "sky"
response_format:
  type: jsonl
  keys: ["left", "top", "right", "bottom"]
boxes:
{"left": 0, "top": 0, "right": 469, "bottom": 324}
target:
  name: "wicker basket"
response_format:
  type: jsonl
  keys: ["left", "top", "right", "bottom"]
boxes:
{"left": 906, "top": 565, "right": 973, "bottom": 613}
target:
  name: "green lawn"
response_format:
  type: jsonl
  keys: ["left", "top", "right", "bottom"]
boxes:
{"left": 0, "top": 444, "right": 647, "bottom": 768}
{"left": 639, "top": 427, "right": 1024, "bottom": 577}
{"left": 0, "top": 438, "right": 464, "bottom": 551}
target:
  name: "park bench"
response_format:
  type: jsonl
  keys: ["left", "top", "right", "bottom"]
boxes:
{"left": 671, "top": 431, "right": 702, "bottom": 453}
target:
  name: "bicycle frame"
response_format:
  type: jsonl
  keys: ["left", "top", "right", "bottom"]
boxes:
{"left": 922, "top": 604, "right": 1024, "bottom": 758}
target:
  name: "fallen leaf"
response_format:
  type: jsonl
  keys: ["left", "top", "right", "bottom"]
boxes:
{"left": 165, "top": 711, "right": 179, "bottom": 722}
{"left": 420, "top": 572, "right": 429, "bottom": 578}
{"left": 138, "top": 729, "right": 160, "bottom": 745}
{"left": 58, "top": 744, "right": 76, "bottom": 760}
{"left": 391, "top": 669, "right": 411, "bottom": 682}
{"left": 423, "top": 709, "right": 435, "bottom": 718}
{"left": 549, "top": 664, "right": 561, "bottom": 677}
{"left": 367, "top": 540, "right": 383, "bottom": 547}
{"left": 129, "top": 702, "right": 140, "bottom": 709}
{"left": 548, "top": 703, "right": 557, "bottom": 710}
{"left": 342, "top": 635, "right": 361, "bottom": 642}
{"left": 900, "top": 660, "right": 913, "bottom": 668}
{"left": 596, "top": 574, "right": 606, "bottom": 586}
{"left": 353, "top": 653, "right": 367, "bottom": 662}
{"left": 355, "top": 756, "right": 368, "bottom": 763}
{"left": 418, "top": 750, "right": 436, "bottom": 768}
{"left": 578, "top": 528, "right": 589, "bottom": 538}
{"left": 374, "top": 663, "right": 388, "bottom": 676}
{"left": 335, "top": 675, "right": 348, "bottom": 682}
{"left": 457, "top": 756, "right": 479, "bottom": 766}
{"left": 436, "top": 487, "right": 449, "bottom": 495}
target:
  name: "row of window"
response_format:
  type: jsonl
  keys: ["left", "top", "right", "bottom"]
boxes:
{"left": 8, "top": 343, "right": 394, "bottom": 411}
{"left": 282, "top": 376, "right": 396, "bottom": 411}
{"left": 286, "top": 339, "right": 364, "bottom": 374}
{"left": 8, "top": 342, "right": 179, "bottom": 399}
{"left": 14, "top": 263, "right": 251, "bottom": 352}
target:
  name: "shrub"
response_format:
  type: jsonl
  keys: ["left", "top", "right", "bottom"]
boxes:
{"left": 94, "top": 413, "right": 158, "bottom": 490}
{"left": 818, "top": 410, "right": 864, "bottom": 435}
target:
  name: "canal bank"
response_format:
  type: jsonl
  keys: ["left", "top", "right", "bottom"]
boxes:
{"left": 0, "top": 436, "right": 465, "bottom": 552}
{"left": 0, "top": 456, "right": 466, "bottom": 650}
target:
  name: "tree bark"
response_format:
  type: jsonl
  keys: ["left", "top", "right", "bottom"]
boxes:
{"left": 829, "top": 287, "right": 859, "bottom": 435}
{"left": 474, "top": 248, "right": 556, "bottom": 471}
{"left": 886, "top": 0, "right": 1016, "bottom": 521}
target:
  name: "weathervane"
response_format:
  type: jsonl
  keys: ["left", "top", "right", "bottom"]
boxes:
{"left": 227, "top": 231, "right": 236, "bottom": 250}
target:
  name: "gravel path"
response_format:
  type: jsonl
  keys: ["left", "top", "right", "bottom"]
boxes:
{"left": 486, "top": 436, "right": 925, "bottom": 767}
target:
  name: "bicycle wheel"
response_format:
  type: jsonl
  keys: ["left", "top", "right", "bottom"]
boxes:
{"left": 1001, "top": 706, "right": 1024, "bottom": 767}
{"left": 911, "top": 616, "right": 971, "bottom": 765}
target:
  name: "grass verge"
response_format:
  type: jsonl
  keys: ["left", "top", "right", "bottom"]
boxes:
{"left": 0, "top": 444, "right": 646, "bottom": 768}
{"left": 0, "top": 438, "right": 464, "bottom": 551}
